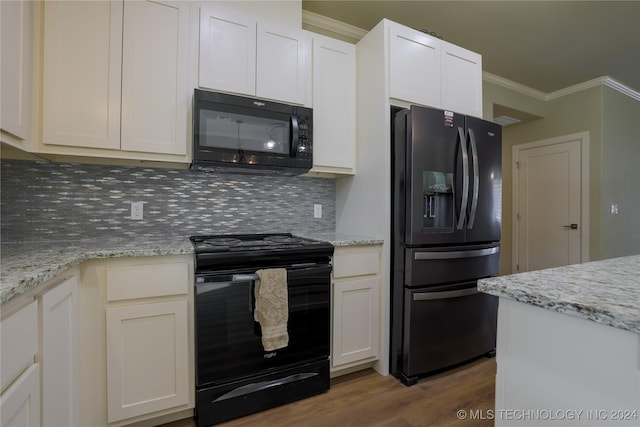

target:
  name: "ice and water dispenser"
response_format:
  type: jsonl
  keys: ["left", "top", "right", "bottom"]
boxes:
{"left": 423, "top": 171, "right": 454, "bottom": 229}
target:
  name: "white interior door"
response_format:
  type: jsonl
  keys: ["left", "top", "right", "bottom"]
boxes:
{"left": 514, "top": 137, "right": 585, "bottom": 272}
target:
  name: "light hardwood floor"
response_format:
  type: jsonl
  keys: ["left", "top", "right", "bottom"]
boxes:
{"left": 161, "top": 357, "right": 496, "bottom": 427}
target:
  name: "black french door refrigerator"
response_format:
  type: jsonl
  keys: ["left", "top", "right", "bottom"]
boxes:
{"left": 391, "top": 105, "right": 502, "bottom": 386}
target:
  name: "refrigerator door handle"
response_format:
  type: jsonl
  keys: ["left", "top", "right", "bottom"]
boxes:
{"left": 467, "top": 128, "right": 480, "bottom": 229}
{"left": 413, "top": 287, "right": 479, "bottom": 301}
{"left": 456, "top": 127, "right": 469, "bottom": 230}
{"left": 414, "top": 247, "right": 499, "bottom": 260}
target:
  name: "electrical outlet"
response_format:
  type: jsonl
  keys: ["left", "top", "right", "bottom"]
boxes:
{"left": 313, "top": 204, "right": 322, "bottom": 219}
{"left": 131, "top": 202, "right": 144, "bottom": 220}
{"left": 610, "top": 204, "right": 619, "bottom": 215}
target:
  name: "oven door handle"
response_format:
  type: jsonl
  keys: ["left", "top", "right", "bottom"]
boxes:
{"left": 232, "top": 274, "right": 259, "bottom": 281}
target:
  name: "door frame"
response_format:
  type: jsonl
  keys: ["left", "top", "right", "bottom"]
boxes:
{"left": 511, "top": 131, "right": 590, "bottom": 273}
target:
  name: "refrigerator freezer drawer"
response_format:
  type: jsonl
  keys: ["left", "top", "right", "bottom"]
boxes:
{"left": 404, "top": 244, "right": 499, "bottom": 286}
{"left": 402, "top": 285, "right": 497, "bottom": 380}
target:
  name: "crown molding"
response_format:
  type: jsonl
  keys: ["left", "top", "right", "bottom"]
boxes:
{"left": 547, "top": 76, "right": 640, "bottom": 102}
{"left": 484, "top": 72, "right": 640, "bottom": 102}
{"left": 602, "top": 77, "right": 640, "bottom": 101}
{"left": 482, "top": 72, "right": 548, "bottom": 101}
{"left": 302, "top": 10, "right": 367, "bottom": 41}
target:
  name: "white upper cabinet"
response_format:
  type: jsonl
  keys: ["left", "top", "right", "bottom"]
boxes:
{"left": 121, "top": 0, "right": 189, "bottom": 155}
{"left": 386, "top": 20, "right": 483, "bottom": 118}
{"left": 440, "top": 40, "right": 483, "bottom": 117}
{"left": 388, "top": 21, "right": 441, "bottom": 108}
{"left": 0, "top": 0, "right": 33, "bottom": 143}
{"left": 199, "top": 8, "right": 256, "bottom": 96}
{"left": 309, "top": 33, "right": 356, "bottom": 174}
{"left": 199, "top": 6, "right": 308, "bottom": 105}
{"left": 256, "top": 22, "right": 307, "bottom": 105}
{"left": 42, "top": 0, "right": 189, "bottom": 156}
{"left": 42, "top": 1, "right": 122, "bottom": 150}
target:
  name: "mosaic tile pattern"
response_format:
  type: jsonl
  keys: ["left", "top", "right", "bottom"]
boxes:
{"left": 1, "top": 159, "right": 336, "bottom": 242}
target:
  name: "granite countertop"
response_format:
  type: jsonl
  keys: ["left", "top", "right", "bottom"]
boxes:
{"left": 300, "top": 233, "right": 384, "bottom": 247}
{"left": 0, "top": 233, "right": 383, "bottom": 305}
{"left": 478, "top": 254, "right": 640, "bottom": 334}
{"left": 0, "top": 236, "right": 195, "bottom": 305}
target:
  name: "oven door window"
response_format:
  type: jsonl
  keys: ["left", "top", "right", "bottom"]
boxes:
{"left": 195, "top": 265, "right": 330, "bottom": 387}
{"left": 198, "top": 106, "right": 290, "bottom": 155}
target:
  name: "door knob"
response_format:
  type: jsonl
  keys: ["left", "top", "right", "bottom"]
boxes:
{"left": 563, "top": 224, "right": 578, "bottom": 229}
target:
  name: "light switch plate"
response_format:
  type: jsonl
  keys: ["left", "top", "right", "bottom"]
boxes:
{"left": 313, "top": 204, "right": 322, "bottom": 219}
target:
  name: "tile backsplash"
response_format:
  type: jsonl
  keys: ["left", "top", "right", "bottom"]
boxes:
{"left": 1, "top": 160, "right": 336, "bottom": 242}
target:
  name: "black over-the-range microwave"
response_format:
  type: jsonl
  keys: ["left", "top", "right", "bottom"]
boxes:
{"left": 191, "top": 89, "right": 313, "bottom": 175}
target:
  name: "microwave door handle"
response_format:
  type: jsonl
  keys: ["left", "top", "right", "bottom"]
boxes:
{"left": 290, "top": 115, "right": 300, "bottom": 157}
{"left": 467, "top": 128, "right": 479, "bottom": 229}
{"left": 456, "top": 127, "right": 469, "bottom": 230}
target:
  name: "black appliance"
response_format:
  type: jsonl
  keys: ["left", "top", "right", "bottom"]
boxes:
{"left": 191, "top": 233, "right": 333, "bottom": 426}
{"left": 192, "top": 89, "right": 313, "bottom": 175}
{"left": 391, "top": 105, "right": 502, "bottom": 386}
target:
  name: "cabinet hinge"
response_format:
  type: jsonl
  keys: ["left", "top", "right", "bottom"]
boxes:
{"left": 516, "top": 161, "right": 520, "bottom": 169}
{"left": 516, "top": 263, "right": 520, "bottom": 272}
{"left": 516, "top": 213, "right": 520, "bottom": 221}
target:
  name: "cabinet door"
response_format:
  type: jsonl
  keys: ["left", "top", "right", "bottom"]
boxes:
{"left": 0, "top": 364, "right": 40, "bottom": 427}
{"left": 256, "top": 23, "right": 307, "bottom": 105}
{"left": 121, "top": 0, "right": 189, "bottom": 155}
{"left": 0, "top": 0, "right": 32, "bottom": 141}
{"left": 106, "top": 300, "right": 189, "bottom": 422}
{"left": 42, "top": 0, "right": 122, "bottom": 149}
{"left": 440, "top": 41, "right": 483, "bottom": 117}
{"left": 41, "top": 275, "right": 79, "bottom": 427}
{"left": 388, "top": 22, "right": 441, "bottom": 107}
{"left": 332, "top": 277, "right": 380, "bottom": 366}
{"left": 311, "top": 35, "right": 356, "bottom": 173}
{"left": 199, "top": 7, "right": 256, "bottom": 96}
{"left": 0, "top": 301, "right": 38, "bottom": 392}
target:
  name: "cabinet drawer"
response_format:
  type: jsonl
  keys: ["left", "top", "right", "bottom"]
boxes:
{"left": 333, "top": 246, "right": 380, "bottom": 278}
{"left": 106, "top": 262, "right": 189, "bottom": 301}
{"left": 1, "top": 301, "right": 38, "bottom": 392}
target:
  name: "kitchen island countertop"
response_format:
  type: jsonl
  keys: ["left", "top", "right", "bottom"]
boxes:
{"left": 478, "top": 254, "right": 640, "bottom": 334}
{"left": 1, "top": 233, "right": 383, "bottom": 305}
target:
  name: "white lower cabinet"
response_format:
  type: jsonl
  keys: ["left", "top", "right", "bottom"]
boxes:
{"left": 0, "top": 364, "right": 40, "bottom": 427}
{"left": 80, "top": 256, "right": 194, "bottom": 426}
{"left": 106, "top": 300, "right": 189, "bottom": 422}
{"left": 39, "top": 274, "right": 80, "bottom": 426}
{"left": 331, "top": 245, "right": 382, "bottom": 372}
{"left": 0, "top": 301, "right": 39, "bottom": 427}
{"left": 1, "top": 272, "right": 79, "bottom": 427}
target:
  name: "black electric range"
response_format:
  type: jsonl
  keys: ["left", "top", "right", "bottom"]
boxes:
{"left": 189, "top": 232, "right": 334, "bottom": 426}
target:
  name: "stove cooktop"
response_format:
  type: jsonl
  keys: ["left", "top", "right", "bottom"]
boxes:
{"left": 190, "top": 233, "right": 334, "bottom": 270}
{"left": 190, "top": 233, "right": 329, "bottom": 253}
